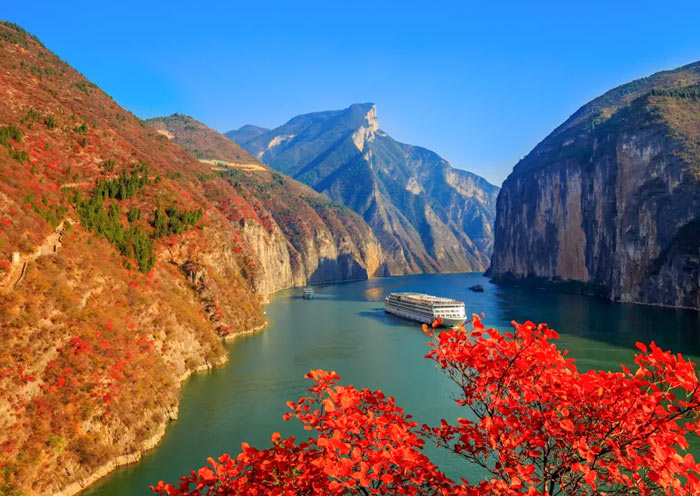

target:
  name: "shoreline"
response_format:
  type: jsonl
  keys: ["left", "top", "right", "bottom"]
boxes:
{"left": 487, "top": 275, "right": 699, "bottom": 313}
{"left": 52, "top": 321, "right": 268, "bottom": 496}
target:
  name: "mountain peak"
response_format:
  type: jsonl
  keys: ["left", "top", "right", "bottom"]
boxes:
{"left": 225, "top": 124, "right": 270, "bottom": 145}
{"left": 233, "top": 103, "right": 499, "bottom": 274}
{"left": 344, "top": 104, "right": 379, "bottom": 150}
{"left": 346, "top": 103, "right": 378, "bottom": 131}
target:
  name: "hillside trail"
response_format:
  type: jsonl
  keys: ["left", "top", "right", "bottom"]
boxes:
{"left": 1, "top": 177, "right": 111, "bottom": 291}
{"left": 1, "top": 220, "right": 66, "bottom": 292}
{"left": 60, "top": 173, "right": 118, "bottom": 189}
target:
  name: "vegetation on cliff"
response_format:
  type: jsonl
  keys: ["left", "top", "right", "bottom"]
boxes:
{"left": 0, "top": 20, "right": 270, "bottom": 495}
{"left": 146, "top": 114, "right": 385, "bottom": 290}
{"left": 153, "top": 316, "right": 700, "bottom": 495}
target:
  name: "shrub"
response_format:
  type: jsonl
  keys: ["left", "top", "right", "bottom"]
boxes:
{"left": 21, "top": 108, "right": 42, "bottom": 127}
{"left": 73, "top": 81, "right": 92, "bottom": 95}
{"left": 127, "top": 207, "right": 141, "bottom": 224}
{"left": 0, "top": 124, "right": 21, "bottom": 147}
{"left": 650, "top": 86, "right": 700, "bottom": 99}
{"left": 100, "top": 159, "right": 115, "bottom": 172}
{"left": 153, "top": 206, "right": 202, "bottom": 238}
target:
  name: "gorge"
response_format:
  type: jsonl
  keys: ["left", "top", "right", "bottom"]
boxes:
{"left": 0, "top": 22, "right": 381, "bottom": 496}
{"left": 1, "top": 15, "right": 700, "bottom": 496}
{"left": 146, "top": 113, "right": 385, "bottom": 293}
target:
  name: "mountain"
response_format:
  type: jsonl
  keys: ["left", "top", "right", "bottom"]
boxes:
{"left": 0, "top": 22, "right": 378, "bottom": 495}
{"left": 0, "top": 21, "right": 265, "bottom": 494}
{"left": 228, "top": 103, "right": 500, "bottom": 274}
{"left": 225, "top": 123, "right": 269, "bottom": 144}
{"left": 488, "top": 61, "right": 700, "bottom": 309}
{"left": 147, "top": 114, "right": 384, "bottom": 290}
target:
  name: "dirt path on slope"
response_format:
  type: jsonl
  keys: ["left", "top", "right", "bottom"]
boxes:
{"left": 2, "top": 221, "right": 66, "bottom": 291}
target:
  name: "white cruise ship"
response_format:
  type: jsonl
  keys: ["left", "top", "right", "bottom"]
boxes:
{"left": 384, "top": 292, "right": 467, "bottom": 327}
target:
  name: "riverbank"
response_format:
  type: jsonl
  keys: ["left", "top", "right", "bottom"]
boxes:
{"left": 51, "top": 321, "right": 268, "bottom": 496}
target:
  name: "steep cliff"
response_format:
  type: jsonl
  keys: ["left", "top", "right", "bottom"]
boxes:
{"left": 147, "top": 114, "right": 385, "bottom": 292}
{"left": 0, "top": 22, "right": 272, "bottom": 495}
{"left": 228, "top": 103, "right": 499, "bottom": 275}
{"left": 489, "top": 61, "right": 700, "bottom": 309}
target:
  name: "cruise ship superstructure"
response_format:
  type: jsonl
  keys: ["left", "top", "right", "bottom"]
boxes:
{"left": 384, "top": 292, "right": 467, "bottom": 327}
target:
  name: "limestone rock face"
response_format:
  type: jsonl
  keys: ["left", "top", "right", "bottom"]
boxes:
{"left": 228, "top": 103, "right": 499, "bottom": 275}
{"left": 489, "top": 62, "right": 700, "bottom": 309}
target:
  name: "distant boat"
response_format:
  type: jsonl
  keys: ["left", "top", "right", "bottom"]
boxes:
{"left": 385, "top": 292, "right": 466, "bottom": 327}
{"left": 469, "top": 284, "right": 484, "bottom": 292}
{"left": 302, "top": 287, "right": 314, "bottom": 299}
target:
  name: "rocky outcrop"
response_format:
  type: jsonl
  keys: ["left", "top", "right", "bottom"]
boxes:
{"left": 228, "top": 103, "right": 499, "bottom": 275}
{"left": 488, "top": 62, "right": 700, "bottom": 309}
{"left": 147, "top": 114, "right": 385, "bottom": 293}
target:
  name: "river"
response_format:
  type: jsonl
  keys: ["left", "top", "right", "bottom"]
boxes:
{"left": 84, "top": 272, "right": 700, "bottom": 494}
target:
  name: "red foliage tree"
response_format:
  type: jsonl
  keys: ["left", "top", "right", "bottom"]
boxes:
{"left": 151, "top": 316, "right": 700, "bottom": 495}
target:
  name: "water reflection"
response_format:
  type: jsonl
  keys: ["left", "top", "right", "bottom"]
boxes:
{"left": 493, "top": 283, "right": 700, "bottom": 360}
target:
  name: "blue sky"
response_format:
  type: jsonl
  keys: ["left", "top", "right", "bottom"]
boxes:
{"left": 5, "top": 1, "right": 700, "bottom": 185}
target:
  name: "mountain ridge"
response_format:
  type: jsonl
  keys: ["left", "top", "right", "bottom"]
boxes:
{"left": 224, "top": 123, "right": 269, "bottom": 144}
{"left": 229, "top": 103, "right": 500, "bottom": 275}
{"left": 146, "top": 113, "right": 386, "bottom": 289}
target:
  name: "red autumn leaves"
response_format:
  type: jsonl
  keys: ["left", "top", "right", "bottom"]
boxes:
{"left": 152, "top": 368, "right": 451, "bottom": 495}
{"left": 152, "top": 316, "right": 700, "bottom": 495}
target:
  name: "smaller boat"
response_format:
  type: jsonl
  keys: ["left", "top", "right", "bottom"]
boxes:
{"left": 469, "top": 284, "right": 484, "bottom": 292}
{"left": 302, "top": 287, "right": 314, "bottom": 299}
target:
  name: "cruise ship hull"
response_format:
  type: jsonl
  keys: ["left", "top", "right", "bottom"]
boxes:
{"left": 384, "top": 292, "right": 467, "bottom": 328}
{"left": 385, "top": 308, "right": 465, "bottom": 327}
{"left": 435, "top": 316, "right": 467, "bottom": 327}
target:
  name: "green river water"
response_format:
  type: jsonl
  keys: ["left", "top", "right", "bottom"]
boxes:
{"left": 84, "top": 273, "right": 700, "bottom": 495}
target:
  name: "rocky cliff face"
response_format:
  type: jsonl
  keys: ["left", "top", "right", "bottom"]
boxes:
{"left": 489, "top": 62, "right": 700, "bottom": 309}
{"left": 147, "top": 114, "right": 384, "bottom": 293}
{"left": 228, "top": 103, "right": 499, "bottom": 275}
